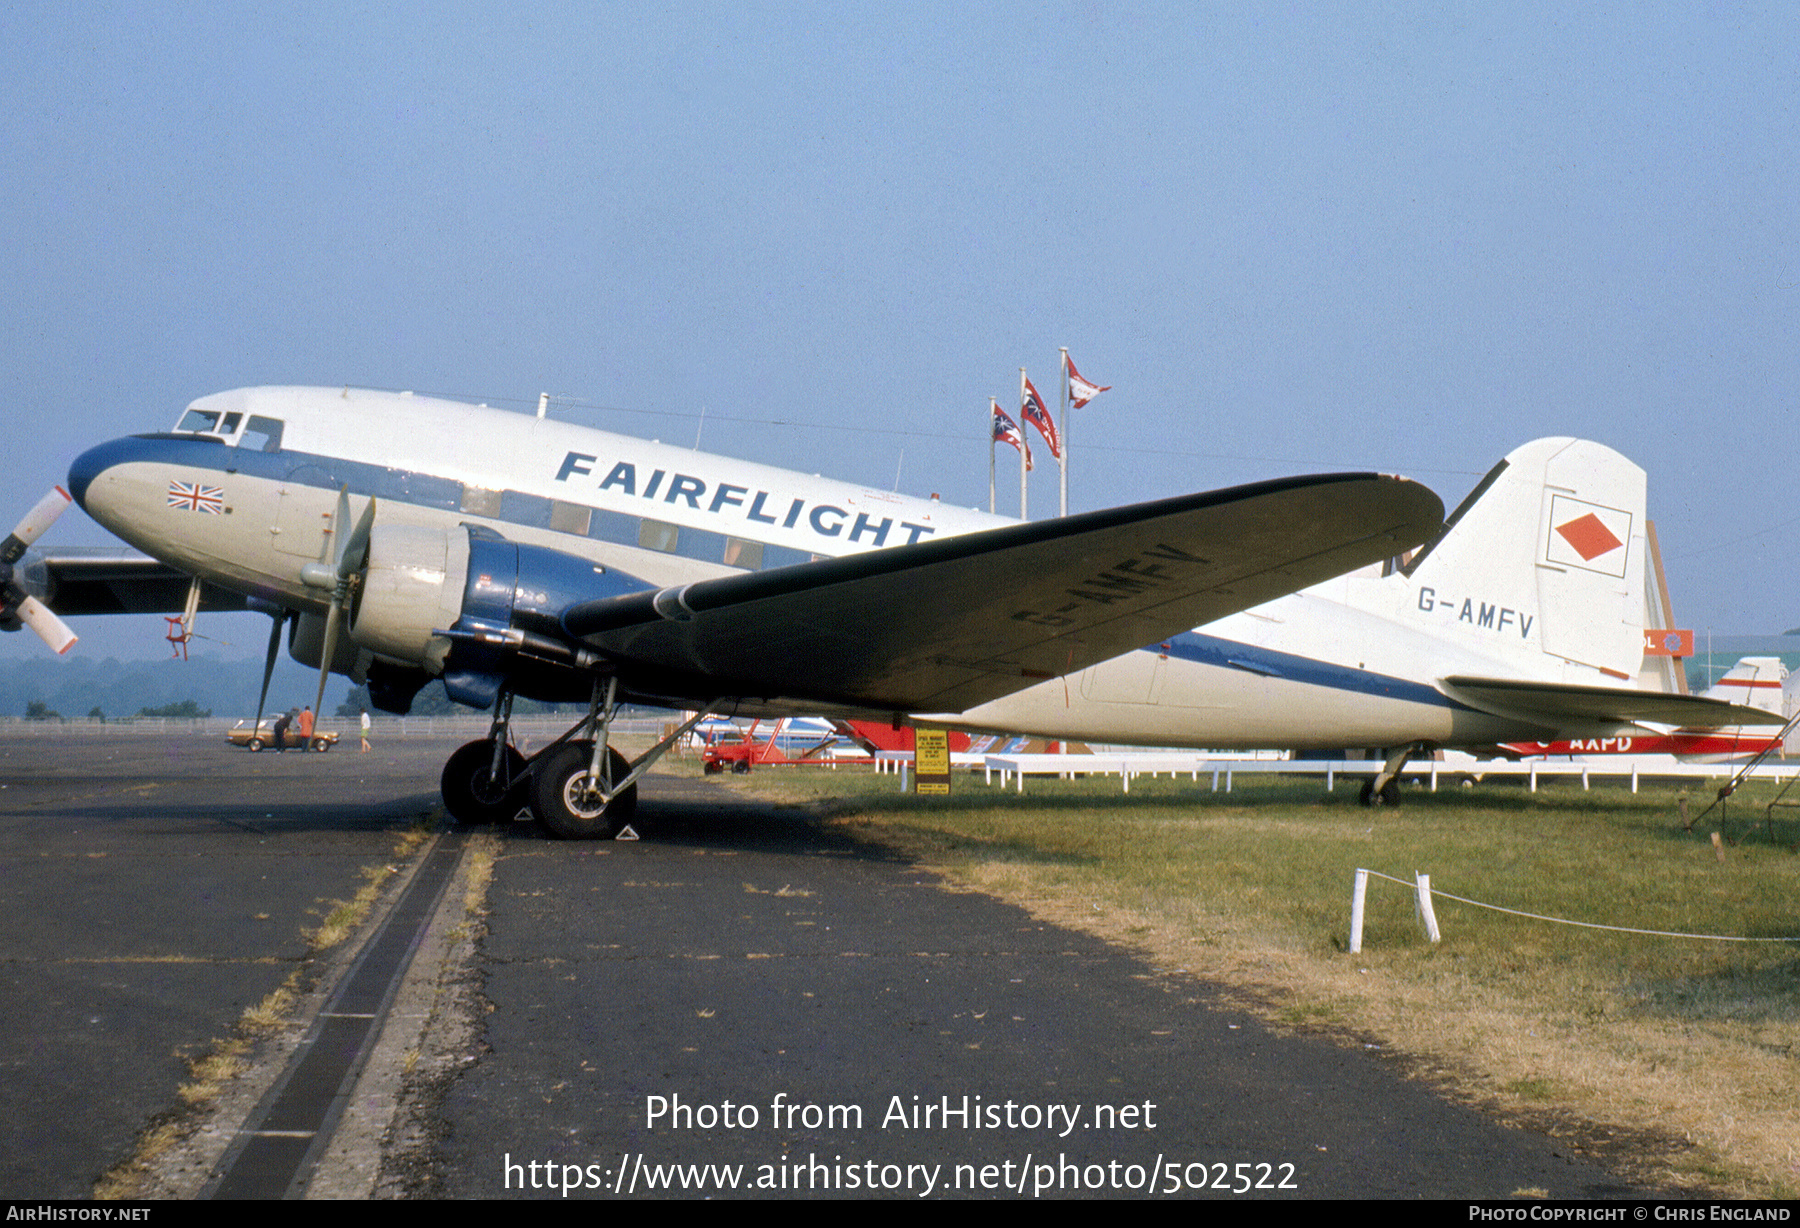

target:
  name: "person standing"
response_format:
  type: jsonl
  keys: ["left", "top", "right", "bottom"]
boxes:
{"left": 297, "top": 705, "right": 315, "bottom": 750}
{"left": 360, "top": 709, "right": 371, "bottom": 753}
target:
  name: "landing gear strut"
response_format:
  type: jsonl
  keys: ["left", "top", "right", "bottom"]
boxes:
{"left": 1358, "top": 744, "right": 1424, "bottom": 808}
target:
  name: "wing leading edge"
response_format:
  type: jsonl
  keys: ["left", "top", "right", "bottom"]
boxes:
{"left": 565, "top": 472, "right": 1446, "bottom": 713}
{"left": 26, "top": 549, "right": 249, "bottom": 617}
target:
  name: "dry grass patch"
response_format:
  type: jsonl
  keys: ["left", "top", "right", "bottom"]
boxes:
{"left": 747, "top": 767, "right": 1800, "bottom": 1197}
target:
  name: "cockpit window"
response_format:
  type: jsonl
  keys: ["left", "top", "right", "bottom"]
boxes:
{"left": 240, "top": 416, "right": 284, "bottom": 453}
{"left": 176, "top": 408, "right": 277, "bottom": 449}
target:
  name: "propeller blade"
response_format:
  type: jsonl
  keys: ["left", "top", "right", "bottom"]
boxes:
{"left": 339, "top": 496, "right": 377, "bottom": 579}
{"left": 2, "top": 487, "right": 72, "bottom": 565}
{"left": 312, "top": 494, "right": 377, "bottom": 735}
{"left": 310, "top": 597, "right": 342, "bottom": 742}
{"left": 328, "top": 486, "right": 352, "bottom": 568}
{"left": 16, "top": 595, "right": 76, "bottom": 655}
{"left": 253, "top": 612, "right": 284, "bottom": 730}
{"left": 296, "top": 491, "right": 377, "bottom": 739}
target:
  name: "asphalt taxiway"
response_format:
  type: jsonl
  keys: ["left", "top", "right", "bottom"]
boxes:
{"left": 0, "top": 728, "right": 1663, "bottom": 1199}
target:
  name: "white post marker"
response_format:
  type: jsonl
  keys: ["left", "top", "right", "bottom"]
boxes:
{"left": 1415, "top": 872, "right": 1441, "bottom": 944}
{"left": 1349, "top": 868, "right": 1369, "bottom": 954}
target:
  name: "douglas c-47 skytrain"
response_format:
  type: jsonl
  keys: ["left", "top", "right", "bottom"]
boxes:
{"left": 1, "top": 385, "right": 1777, "bottom": 834}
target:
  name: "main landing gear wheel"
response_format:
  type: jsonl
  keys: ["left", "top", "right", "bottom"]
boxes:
{"left": 530, "top": 740, "right": 637, "bottom": 840}
{"left": 1359, "top": 778, "right": 1401, "bottom": 807}
{"left": 441, "top": 739, "right": 528, "bottom": 825}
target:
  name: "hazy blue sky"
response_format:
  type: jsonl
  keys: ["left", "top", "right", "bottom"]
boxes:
{"left": 4, "top": 2, "right": 1797, "bottom": 667}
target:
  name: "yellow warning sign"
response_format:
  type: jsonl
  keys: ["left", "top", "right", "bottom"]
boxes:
{"left": 914, "top": 727, "right": 951, "bottom": 795}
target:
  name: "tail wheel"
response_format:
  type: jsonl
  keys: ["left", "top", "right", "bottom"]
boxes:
{"left": 1359, "top": 779, "right": 1401, "bottom": 807}
{"left": 530, "top": 741, "right": 637, "bottom": 840}
{"left": 441, "top": 739, "right": 528, "bottom": 824}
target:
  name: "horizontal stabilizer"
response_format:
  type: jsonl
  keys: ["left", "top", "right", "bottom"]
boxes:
{"left": 566, "top": 472, "right": 1444, "bottom": 713}
{"left": 1442, "top": 676, "right": 1786, "bottom": 728}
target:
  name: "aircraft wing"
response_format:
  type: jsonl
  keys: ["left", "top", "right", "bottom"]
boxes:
{"left": 29, "top": 549, "right": 249, "bottom": 616}
{"left": 1440, "top": 677, "right": 1786, "bottom": 729}
{"left": 564, "top": 472, "right": 1444, "bottom": 714}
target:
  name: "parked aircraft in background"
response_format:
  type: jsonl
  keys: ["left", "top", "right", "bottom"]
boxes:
{"left": 4, "top": 386, "right": 1778, "bottom": 830}
{"left": 1497, "top": 657, "right": 1793, "bottom": 763}
{"left": 8, "top": 386, "right": 1440, "bottom": 835}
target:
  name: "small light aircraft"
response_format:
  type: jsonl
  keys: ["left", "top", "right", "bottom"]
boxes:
{"left": 3, "top": 386, "right": 1777, "bottom": 832}
{"left": 1497, "top": 657, "right": 1792, "bottom": 762}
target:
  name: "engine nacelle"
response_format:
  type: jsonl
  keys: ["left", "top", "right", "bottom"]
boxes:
{"left": 348, "top": 524, "right": 470, "bottom": 668}
{"left": 289, "top": 610, "right": 369, "bottom": 676}
{"left": 345, "top": 523, "right": 653, "bottom": 706}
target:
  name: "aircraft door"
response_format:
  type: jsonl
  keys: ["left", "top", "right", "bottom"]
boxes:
{"left": 272, "top": 469, "right": 336, "bottom": 560}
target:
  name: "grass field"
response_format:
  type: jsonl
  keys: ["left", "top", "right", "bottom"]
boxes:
{"left": 734, "top": 764, "right": 1800, "bottom": 1197}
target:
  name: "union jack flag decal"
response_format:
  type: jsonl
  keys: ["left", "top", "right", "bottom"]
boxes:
{"left": 167, "top": 481, "right": 224, "bottom": 514}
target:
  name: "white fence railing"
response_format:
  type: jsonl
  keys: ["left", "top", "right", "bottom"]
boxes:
{"left": 0, "top": 715, "right": 671, "bottom": 738}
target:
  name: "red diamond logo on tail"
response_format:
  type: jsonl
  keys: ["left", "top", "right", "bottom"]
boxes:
{"left": 1555, "top": 513, "right": 1623, "bottom": 561}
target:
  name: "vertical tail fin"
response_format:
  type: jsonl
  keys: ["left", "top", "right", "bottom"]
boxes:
{"left": 1398, "top": 437, "right": 1648, "bottom": 681}
{"left": 1701, "top": 657, "right": 1788, "bottom": 717}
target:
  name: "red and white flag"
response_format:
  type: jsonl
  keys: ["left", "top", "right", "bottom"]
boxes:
{"left": 1020, "top": 377, "right": 1061, "bottom": 459}
{"left": 1065, "top": 354, "right": 1110, "bottom": 409}
{"left": 992, "top": 404, "right": 1032, "bottom": 471}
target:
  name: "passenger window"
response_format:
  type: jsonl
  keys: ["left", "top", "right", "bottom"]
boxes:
{"left": 550, "top": 501, "right": 592, "bottom": 535}
{"left": 723, "top": 538, "right": 763, "bottom": 570}
{"left": 461, "top": 485, "right": 503, "bottom": 517}
{"left": 638, "top": 519, "right": 679, "bottom": 553}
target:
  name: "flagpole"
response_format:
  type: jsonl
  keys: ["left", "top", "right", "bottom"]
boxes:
{"left": 1058, "top": 346, "right": 1070, "bottom": 518}
{"left": 988, "top": 399, "right": 997, "bottom": 515}
{"left": 1018, "top": 369, "right": 1029, "bottom": 521}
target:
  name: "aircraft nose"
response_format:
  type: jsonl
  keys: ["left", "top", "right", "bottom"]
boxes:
{"left": 67, "top": 436, "right": 145, "bottom": 512}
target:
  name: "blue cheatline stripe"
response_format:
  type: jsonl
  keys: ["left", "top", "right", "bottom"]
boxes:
{"left": 1159, "top": 631, "right": 1469, "bottom": 711}
{"left": 68, "top": 433, "right": 766, "bottom": 569}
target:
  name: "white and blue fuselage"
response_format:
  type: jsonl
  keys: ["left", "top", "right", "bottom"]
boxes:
{"left": 68, "top": 386, "right": 1657, "bottom": 750}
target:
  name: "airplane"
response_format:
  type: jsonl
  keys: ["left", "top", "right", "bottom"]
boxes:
{"left": 8, "top": 385, "right": 1441, "bottom": 836}
{"left": 4, "top": 386, "right": 1779, "bottom": 831}
{"left": 1496, "top": 656, "right": 1793, "bottom": 762}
